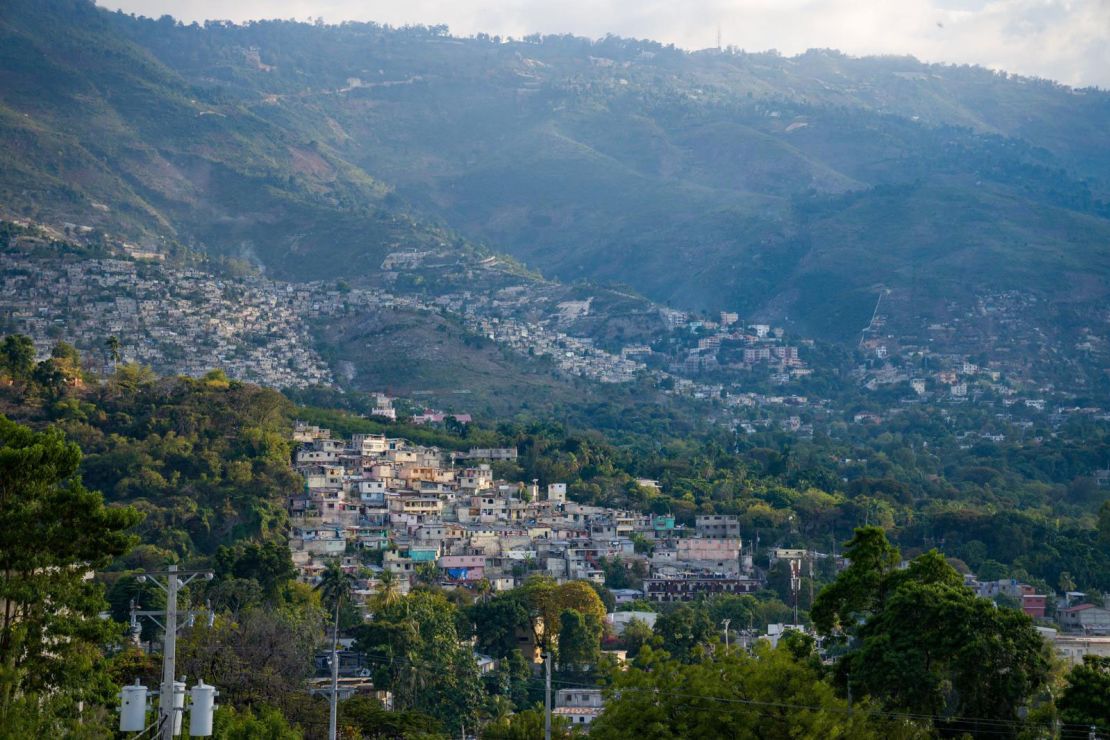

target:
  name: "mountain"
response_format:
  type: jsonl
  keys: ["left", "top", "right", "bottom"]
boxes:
{"left": 2, "top": 0, "right": 1110, "bottom": 343}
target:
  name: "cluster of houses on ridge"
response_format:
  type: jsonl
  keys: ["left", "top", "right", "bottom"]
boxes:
{"left": 288, "top": 422, "right": 765, "bottom": 608}
{"left": 0, "top": 251, "right": 333, "bottom": 388}
{"left": 288, "top": 421, "right": 779, "bottom": 728}
{"left": 288, "top": 421, "right": 1110, "bottom": 714}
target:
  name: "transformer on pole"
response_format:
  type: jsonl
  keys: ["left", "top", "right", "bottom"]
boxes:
{"left": 120, "top": 566, "right": 217, "bottom": 738}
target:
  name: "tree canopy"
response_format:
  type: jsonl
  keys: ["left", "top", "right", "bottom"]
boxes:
{"left": 591, "top": 643, "right": 925, "bottom": 740}
{"left": 0, "top": 414, "right": 140, "bottom": 730}
{"left": 815, "top": 528, "right": 1050, "bottom": 737}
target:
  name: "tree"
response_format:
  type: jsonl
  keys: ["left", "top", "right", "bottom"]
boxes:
{"left": 815, "top": 531, "right": 1050, "bottom": 737}
{"left": 653, "top": 604, "right": 715, "bottom": 663}
{"left": 556, "top": 608, "right": 602, "bottom": 678}
{"left": 212, "top": 703, "right": 303, "bottom": 739}
{"left": 315, "top": 558, "right": 355, "bottom": 616}
{"left": 811, "top": 526, "right": 901, "bottom": 635}
{"left": 413, "top": 561, "right": 439, "bottom": 586}
{"left": 177, "top": 605, "right": 323, "bottom": 716}
{"left": 0, "top": 334, "right": 35, "bottom": 382}
{"left": 469, "top": 592, "right": 532, "bottom": 659}
{"left": 619, "top": 618, "right": 658, "bottom": 658}
{"left": 482, "top": 649, "right": 535, "bottom": 712}
{"left": 49, "top": 341, "right": 81, "bottom": 378}
{"left": 1057, "top": 656, "right": 1110, "bottom": 736}
{"left": 0, "top": 415, "right": 141, "bottom": 719}
{"left": 338, "top": 695, "right": 443, "bottom": 738}
{"left": 590, "top": 643, "right": 923, "bottom": 740}
{"left": 846, "top": 579, "right": 1049, "bottom": 735}
{"left": 353, "top": 590, "right": 483, "bottom": 735}
{"left": 31, "top": 359, "right": 67, "bottom": 399}
{"left": 105, "top": 334, "right": 122, "bottom": 366}
{"left": 213, "top": 540, "right": 296, "bottom": 603}
{"left": 519, "top": 577, "right": 607, "bottom": 648}
{"left": 482, "top": 707, "right": 574, "bottom": 739}
{"left": 373, "top": 568, "right": 401, "bottom": 610}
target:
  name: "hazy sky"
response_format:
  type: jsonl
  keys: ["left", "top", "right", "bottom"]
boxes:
{"left": 99, "top": 0, "right": 1110, "bottom": 88}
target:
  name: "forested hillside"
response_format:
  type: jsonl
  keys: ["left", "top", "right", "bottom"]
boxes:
{"left": 5, "top": 337, "right": 1107, "bottom": 598}
{"left": 2, "top": 0, "right": 1109, "bottom": 341}
{"left": 3, "top": 343, "right": 1109, "bottom": 735}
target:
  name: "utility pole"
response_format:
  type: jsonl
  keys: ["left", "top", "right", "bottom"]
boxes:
{"left": 134, "top": 566, "right": 213, "bottom": 740}
{"left": 544, "top": 651, "right": 552, "bottom": 740}
{"left": 160, "top": 565, "right": 179, "bottom": 740}
{"left": 722, "top": 619, "right": 730, "bottom": 652}
{"left": 329, "top": 598, "right": 340, "bottom": 740}
{"left": 790, "top": 559, "right": 801, "bottom": 625}
{"left": 808, "top": 554, "right": 814, "bottom": 611}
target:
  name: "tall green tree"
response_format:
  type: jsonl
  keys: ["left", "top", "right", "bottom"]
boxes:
{"left": 845, "top": 579, "right": 1049, "bottom": 734}
{"left": 314, "top": 559, "right": 355, "bottom": 616}
{"left": 518, "top": 577, "right": 606, "bottom": 648}
{"left": 619, "top": 617, "right": 658, "bottom": 658}
{"left": 213, "top": 540, "right": 297, "bottom": 603}
{"left": 49, "top": 340, "right": 82, "bottom": 379}
{"left": 1057, "top": 656, "right": 1110, "bottom": 736}
{"left": 373, "top": 568, "right": 401, "bottom": 610}
{"left": 653, "top": 604, "right": 715, "bottom": 663}
{"left": 0, "top": 334, "right": 35, "bottom": 382}
{"left": 556, "top": 608, "right": 602, "bottom": 678}
{"left": 815, "top": 529, "right": 1050, "bottom": 737}
{"left": 354, "top": 590, "right": 483, "bottom": 735}
{"left": 31, "top": 359, "right": 67, "bottom": 399}
{"left": 104, "top": 335, "right": 122, "bottom": 366}
{"left": 469, "top": 591, "right": 532, "bottom": 659}
{"left": 0, "top": 415, "right": 141, "bottom": 723}
{"left": 810, "top": 526, "right": 901, "bottom": 635}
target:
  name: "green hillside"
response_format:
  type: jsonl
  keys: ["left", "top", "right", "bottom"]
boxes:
{"left": 2, "top": 1, "right": 1109, "bottom": 341}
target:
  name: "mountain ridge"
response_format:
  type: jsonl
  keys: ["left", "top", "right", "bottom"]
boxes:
{"left": 3, "top": 0, "right": 1109, "bottom": 343}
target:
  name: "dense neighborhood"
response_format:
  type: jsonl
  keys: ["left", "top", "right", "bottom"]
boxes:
{"left": 287, "top": 421, "right": 1110, "bottom": 724}
{"left": 9, "top": 223, "right": 1106, "bottom": 450}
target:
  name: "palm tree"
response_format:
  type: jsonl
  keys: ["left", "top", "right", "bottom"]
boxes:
{"left": 315, "top": 559, "right": 355, "bottom": 615}
{"left": 474, "top": 578, "right": 492, "bottom": 603}
{"left": 374, "top": 568, "right": 401, "bottom": 610}
{"left": 315, "top": 559, "right": 355, "bottom": 740}
{"left": 104, "top": 335, "right": 122, "bottom": 369}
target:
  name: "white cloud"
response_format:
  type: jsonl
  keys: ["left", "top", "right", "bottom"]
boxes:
{"left": 99, "top": 0, "right": 1110, "bottom": 87}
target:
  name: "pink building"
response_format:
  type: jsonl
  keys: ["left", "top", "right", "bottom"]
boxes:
{"left": 676, "top": 538, "right": 741, "bottom": 563}
{"left": 438, "top": 555, "right": 486, "bottom": 582}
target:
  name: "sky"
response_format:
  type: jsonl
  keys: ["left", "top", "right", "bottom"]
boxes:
{"left": 99, "top": 0, "right": 1110, "bottom": 88}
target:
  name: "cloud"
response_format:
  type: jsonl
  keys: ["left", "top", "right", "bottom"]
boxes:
{"left": 98, "top": 0, "right": 1110, "bottom": 87}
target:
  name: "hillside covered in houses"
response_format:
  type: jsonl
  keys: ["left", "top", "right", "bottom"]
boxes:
{"left": 3, "top": 0, "right": 1110, "bottom": 737}
{"left": 2, "top": 351, "right": 1110, "bottom": 736}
